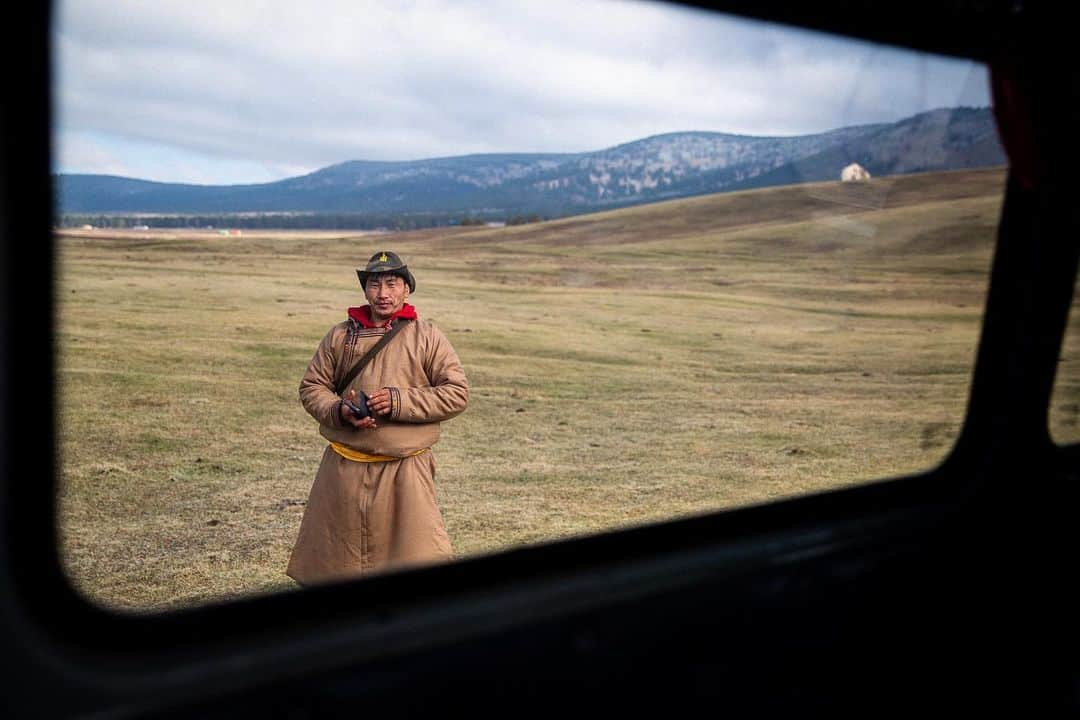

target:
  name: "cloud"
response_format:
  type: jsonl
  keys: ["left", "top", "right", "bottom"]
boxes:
{"left": 53, "top": 0, "right": 990, "bottom": 184}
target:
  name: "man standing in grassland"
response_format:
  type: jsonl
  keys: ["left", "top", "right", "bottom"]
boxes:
{"left": 287, "top": 251, "right": 469, "bottom": 585}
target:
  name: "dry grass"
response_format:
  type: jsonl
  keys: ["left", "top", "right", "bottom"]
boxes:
{"left": 56, "top": 167, "right": 1058, "bottom": 612}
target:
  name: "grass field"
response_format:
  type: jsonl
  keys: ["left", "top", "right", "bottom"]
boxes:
{"left": 57, "top": 166, "right": 1076, "bottom": 611}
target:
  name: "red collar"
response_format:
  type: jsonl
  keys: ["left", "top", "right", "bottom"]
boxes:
{"left": 347, "top": 303, "right": 417, "bottom": 328}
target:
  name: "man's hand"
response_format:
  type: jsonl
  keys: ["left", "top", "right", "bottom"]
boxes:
{"left": 341, "top": 389, "right": 377, "bottom": 429}
{"left": 366, "top": 388, "right": 393, "bottom": 416}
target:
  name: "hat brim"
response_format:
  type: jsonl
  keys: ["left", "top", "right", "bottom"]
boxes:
{"left": 356, "top": 268, "right": 416, "bottom": 293}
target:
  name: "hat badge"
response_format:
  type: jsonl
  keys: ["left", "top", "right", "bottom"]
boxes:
{"left": 379, "top": 253, "right": 388, "bottom": 262}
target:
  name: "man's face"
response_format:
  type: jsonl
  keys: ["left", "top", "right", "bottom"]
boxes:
{"left": 365, "top": 273, "right": 410, "bottom": 322}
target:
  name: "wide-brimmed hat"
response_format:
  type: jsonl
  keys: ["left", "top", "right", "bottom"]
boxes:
{"left": 356, "top": 250, "right": 416, "bottom": 293}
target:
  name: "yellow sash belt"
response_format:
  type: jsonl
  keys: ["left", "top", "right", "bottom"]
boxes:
{"left": 330, "top": 442, "right": 428, "bottom": 463}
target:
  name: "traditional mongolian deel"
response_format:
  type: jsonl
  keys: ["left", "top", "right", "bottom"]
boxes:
{"left": 286, "top": 299, "right": 468, "bottom": 585}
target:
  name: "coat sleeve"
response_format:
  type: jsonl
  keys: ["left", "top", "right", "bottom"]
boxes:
{"left": 390, "top": 326, "right": 469, "bottom": 423}
{"left": 299, "top": 326, "right": 347, "bottom": 428}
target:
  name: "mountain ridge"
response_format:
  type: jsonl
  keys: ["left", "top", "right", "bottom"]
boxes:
{"left": 56, "top": 106, "right": 1004, "bottom": 221}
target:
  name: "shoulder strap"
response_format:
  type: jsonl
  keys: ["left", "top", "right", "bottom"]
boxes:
{"left": 335, "top": 318, "right": 412, "bottom": 396}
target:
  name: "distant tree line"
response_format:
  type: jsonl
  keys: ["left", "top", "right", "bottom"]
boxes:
{"left": 56, "top": 211, "right": 551, "bottom": 231}
{"left": 456, "top": 214, "right": 544, "bottom": 226}
{"left": 506, "top": 214, "right": 543, "bottom": 226}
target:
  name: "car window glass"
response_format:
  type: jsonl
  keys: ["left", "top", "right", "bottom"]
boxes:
{"left": 53, "top": 0, "right": 1002, "bottom": 611}
{"left": 1051, "top": 285, "right": 1080, "bottom": 445}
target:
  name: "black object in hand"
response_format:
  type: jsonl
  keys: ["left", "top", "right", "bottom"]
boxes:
{"left": 343, "top": 391, "right": 372, "bottom": 419}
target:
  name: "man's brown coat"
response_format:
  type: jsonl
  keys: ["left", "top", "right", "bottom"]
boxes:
{"left": 287, "top": 317, "right": 468, "bottom": 584}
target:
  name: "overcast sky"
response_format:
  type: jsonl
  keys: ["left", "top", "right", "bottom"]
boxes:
{"left": 53, "top": 0, "right": 991, "bottom": 186}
